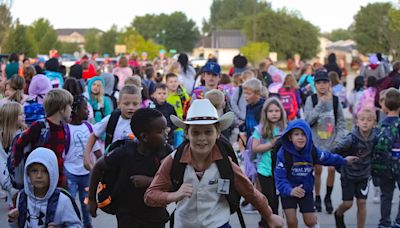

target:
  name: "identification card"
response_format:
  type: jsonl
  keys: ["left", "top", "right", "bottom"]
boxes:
{"left": 217, "top": 178, "right": 230, "bottom": 194}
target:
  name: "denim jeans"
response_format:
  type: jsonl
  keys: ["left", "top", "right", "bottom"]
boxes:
{"left": 65, "top": 170, "right": 91, "bottom": 227}
{"left": 379, "top": 175, "right": 400, "bottom": 227}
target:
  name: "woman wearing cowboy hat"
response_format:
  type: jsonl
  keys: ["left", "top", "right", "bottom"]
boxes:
{"left": 144, "top": 99, "right": 283, "bottom": 228}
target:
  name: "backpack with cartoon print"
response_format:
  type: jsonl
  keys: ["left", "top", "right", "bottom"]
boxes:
{"left": 372, "top": 118, "right": 400, "bottom": 177}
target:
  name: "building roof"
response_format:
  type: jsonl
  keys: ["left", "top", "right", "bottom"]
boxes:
{"left": 326, "top": 39, "right": 357, "bottom": 52}
{"left": 196, "top": 30, "right": 247, "bottom": 49}
{"left": 56, "top": 28, "right": 103, "bottom": 36}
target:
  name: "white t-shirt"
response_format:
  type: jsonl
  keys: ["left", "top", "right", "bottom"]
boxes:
{"left": 64, "top": 123, "right": 101, "bottom": 175}
{"left": 93, "top": 114, "right": 132, "bottom": 143}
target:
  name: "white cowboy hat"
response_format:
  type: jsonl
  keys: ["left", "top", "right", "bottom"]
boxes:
{"left": 170, "top": 99, "right": 234, "bottom": 131}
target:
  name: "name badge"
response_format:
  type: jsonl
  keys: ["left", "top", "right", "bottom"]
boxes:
{"left": 217, "top": 178, "right": 230, "bottom": 194}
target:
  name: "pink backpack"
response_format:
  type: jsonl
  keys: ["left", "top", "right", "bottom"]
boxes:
{"left": 278, "top": 87, "right": 298, "bottom": 120}
{"left": 355, "top": 87, "right": 377, "bottom": 114}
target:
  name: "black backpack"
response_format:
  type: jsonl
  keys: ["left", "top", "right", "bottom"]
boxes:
{"left": 170, "top": 138, "right": 245, "bottom": 228}
{"left": 18, "top": 188, "right": 81, "bottom": 227}
{"left": 96, "top": 139, "right": 134, "bottom": 214}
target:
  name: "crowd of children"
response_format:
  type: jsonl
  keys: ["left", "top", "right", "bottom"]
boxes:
{"left": 0, "top": 51, "right": 398, "bottom": 228}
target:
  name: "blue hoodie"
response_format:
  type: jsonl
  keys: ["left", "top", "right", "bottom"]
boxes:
{"left": 274, "top": 120, "right": 347, "bottom": 197}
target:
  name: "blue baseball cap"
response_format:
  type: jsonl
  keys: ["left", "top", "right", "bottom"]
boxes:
{"left": 203, "top": 62, "right": 221, "bottom": 75}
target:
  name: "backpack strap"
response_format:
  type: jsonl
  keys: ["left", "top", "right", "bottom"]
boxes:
{"left": 45, "top": 188, "right": 61, "bottom": 226}
{"left": 237, "top": 85, "right": 243, "bottom": 106}
{"left": 170, "top": 143, "right": 187, "bottom": 192}
{"left": 17, "top": 190, "right": 27, "bottom": 228}
{"left": 332, "top": 95, "right": 339, "bottom": 124}
{"left": 105, "top": 109, "right": 121, "bottom": 149}
{"left": 214, "top": 139, "right": 245, "bottom": 228}
{"left": 83, "top": 121, "right": 94, "bottom": 133}
{"left": 58, "top": 188, "right": 82, "bottom": 221}
{"left": 63, "top": 123, "right": 70, "bottom": 155}
{"left": 311, "top": 94, "right": 318, "bottom": 107}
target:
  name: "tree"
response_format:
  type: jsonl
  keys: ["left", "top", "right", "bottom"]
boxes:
{"left": 386, "top": 7, "right": 400, "bottom": 58}
{"left": 58, "top": 42, "right": 80, "bottom": 54}
{"left": 119, "top": 28, "right": 165, "bottom": 60}
{"left": 84, "top": 29, "right": 100, "bottom": 53}
{"left": 98, "top": 25, "right": 119, "bottom": 55}
{"left": 3, "top": 20, "right": 35, "bottom": 57}
{"left": 244, "top": 9, "right": 319, "bottom": 60}
{"left": 0, "top": 4, "right": 12, "bottom": 50}
{"left": 131, "top": 12, "right": 200, "bottom": 52}
{"left": 205, "top": 0, "right": 270, "bottom": 33}
{"left": 240, "top": 42, "right": 269, "bottom": 66}
{"left": 353, "top": 2, "right": 392, "bottom": 54}
{"left": 28, "top": 18, "right": 59, "bottom": 54}
{"left": 323, "top": 28, "right": 353, "bottom": 41}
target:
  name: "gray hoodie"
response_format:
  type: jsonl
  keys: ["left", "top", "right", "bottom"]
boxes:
{"left": 304, "top": 95, "right": 346, "bottom": 151}
{"left": 230, "top": 86, "right": 247, "bottom": 122}
{"left": 13, "top": 148, "right": 82, "bottom": 228}
{"left": 332, "top": 126, "right": 375, "bottom": 180}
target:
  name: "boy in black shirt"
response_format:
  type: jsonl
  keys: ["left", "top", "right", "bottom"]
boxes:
{"left": 150, "top": 83, "right": 177, "bottom": 147}
{"left": 88, "top": 109, "right": 169, "bottom": 228}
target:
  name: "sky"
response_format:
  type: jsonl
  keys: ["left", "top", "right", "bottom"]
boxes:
{"left": 10, "top": 0, "right": 397, "bottom": 33}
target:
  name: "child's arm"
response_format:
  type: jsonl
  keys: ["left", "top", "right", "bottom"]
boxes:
{"left": 274, "top": 151, "right": 295, "bottom": 197}
{"left": 84, "top": 133, "right": 99, "bottom": 171}
{"left": 252, "top": 137, "right": 278, "bottom": 153}
{"left": 330, "top": 133, "right": 352, "bottom": 157}
{"left": 304, "top": 96, "right": 324, "bottom": 126}
{"left": 12, "top": 122, "right": 42, "bottom": 165}
{"left": 144, "top": 155, "right": 191, "bottom": 207}
{"left": 316, "top": 148, "right": 358, "bottom": 167}
{"left": 88, "top": 157, "right": 108, "bottom": 217}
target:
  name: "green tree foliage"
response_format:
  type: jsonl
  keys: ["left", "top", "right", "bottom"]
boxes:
{"left": 0, "top": 4, "right": 12, "bottom": 50}
{"left": 386, "top": 7, "right": 400, "bottom": 58}
{"left": 323, "top": 28, "right": 353, "bottom": 42}
{"left": 98, "top": 25, "right": 119, "bottom": 55}
{"left": 244, "top": 9, "right": 319, "bottom": 60}
{"left": 28, "top": 18, "right": 59, "bottom": 54}
{"left": 131, "top": 12, "right": 200, "bottom": 52}
{"left": 119, "top": 28, "right": 165, "bottom": 60}
{"left": 58, "top": 42, "right": 80, "bottom": 54}
{"left": 240, "top": 42, "right": 269, "bottom": 66}
{"left": 353, "top": 2, "right": 392, "bottom": 54}
{"left": 206, "top": 0, "right": 270, "bottom": 33}
{"left": 84, "top": 29, "right": 100, "bottom": 54}
{"left": 3, "top": 20, "right": 35, "bottom": 57}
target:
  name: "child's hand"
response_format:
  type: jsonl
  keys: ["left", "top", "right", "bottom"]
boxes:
{"left": 266, "top": 214, "right": 284, "bottom": 228}
{"left": 88, "top": 199, "right": 98, "bottom": 218}
{"left": 8, "top": 208, "right": 19, "bottom": 223}
{"left": 130, "top": 175, "right": 152, "bottom": 188}
{"left": 169, "top": 183, "right": 193, "bottom": 202}
{"left": 48, "top": 223, "right": 56, "bottom": 228}
{"left": 84, "top": 159, "right": 93, "bottom": 171}
{"left": 345, "top": 156, "right": 359, "bottom": 165}
{"left": 290, "top": 184, "right": 305, "bottom": 198}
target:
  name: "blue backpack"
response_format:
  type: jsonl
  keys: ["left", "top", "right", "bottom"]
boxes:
{"left": 24, "top": 98, "right": 45, "bottom": 126}
{"left": 45, "top": 71, "right": 64, "bottom": 89}
{"left": 17, "top": 188, "right": 81, "bottom": 228}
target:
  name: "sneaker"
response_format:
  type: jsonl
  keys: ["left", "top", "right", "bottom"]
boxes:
{"left": 324, "top": 197, "right": 333, "bottom": 214}
{"left": 334, "top": 211, "right": 346, "bottom": 228}
{"left": 392, "top": 223, "right": 400, "bottom": 228}
{"left": 373, "top": 187, "right": 380, "bottom": 204}
{"left": 314, "top": 196, "right": 322, "bottom": 212}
